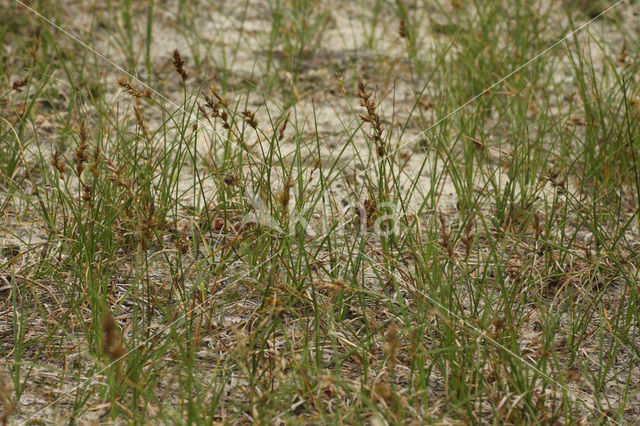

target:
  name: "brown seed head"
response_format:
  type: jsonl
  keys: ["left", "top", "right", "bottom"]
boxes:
{"left": 220, "top": 111, "right": 230, "bottom": 129}
{"left": 399, "top": 19, "right": 407, "bottom": 39}
{"left": 211, "top": 87, "right": 228, "bottom": 108}
{"left": 51, "top": 150, "right": 66, "bottom": 175}
{"left": 81, "top": 183, "right": 92, "bottom": 203}
{"left": 201, "top": 92, "right": 219, "bottom": 117}
{"left": 103, "top": 312, "right": 115, "bottom": 336}
{"left": 242, "top": 109, "right": 258, "bottom": 129}
{"left": 357, "top": 79, "right": 385, "bottom": 156}
{"left": 116, "top": 77, "right": 151, "bottom": 98}
{"left": 335, "top": 72, "right": 347, "bottom": 95}
{"left": 278, "top": 178, "right": 293, "bottom": 214}
{"left": 11, "top": 77, "right": 29, "bottom": 92}
{"left": 172, "top": 49, "right": 188, "bottom": 82}
{"left": 223, "top": 173, "right": 239, "bottom": 186}
{"left": 278, "top": 113, "right": 290, "bottom": 141}
{"left": 134, "top": 105, "right": 148, "bottom": 137}
{"left": 89, "top": 144, "right": 101, "bottom": 179}
{"left": 364, "top": 198, "right": 377, "bottom": 227}
{"left": 101, "top": 312, "right": 126, "bottom": 361}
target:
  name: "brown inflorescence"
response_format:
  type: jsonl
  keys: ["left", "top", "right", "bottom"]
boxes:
{"left": 172, "top": 49, "right": 188, "bottom": 82}
{"left": 358, "top": 79, "right": 385, "bottom": 157}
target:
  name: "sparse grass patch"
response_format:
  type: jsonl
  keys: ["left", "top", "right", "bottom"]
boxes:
{"left": 1, "top": 0, "right": 640, "bottom": 424}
